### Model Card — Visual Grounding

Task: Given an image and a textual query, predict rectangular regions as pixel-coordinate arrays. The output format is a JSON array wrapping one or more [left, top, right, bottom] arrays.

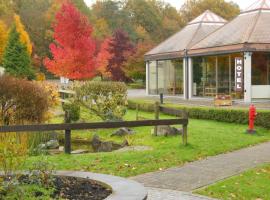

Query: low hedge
[[128, 100, 270, 129]]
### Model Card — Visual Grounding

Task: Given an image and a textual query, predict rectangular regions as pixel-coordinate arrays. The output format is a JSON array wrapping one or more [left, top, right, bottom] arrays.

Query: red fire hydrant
[[247, 104, 257, 134]]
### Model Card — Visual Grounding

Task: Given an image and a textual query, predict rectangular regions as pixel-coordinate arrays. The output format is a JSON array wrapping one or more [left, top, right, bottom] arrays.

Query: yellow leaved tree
[[14, 14, 32, 55], [0, 20, 8, 64]]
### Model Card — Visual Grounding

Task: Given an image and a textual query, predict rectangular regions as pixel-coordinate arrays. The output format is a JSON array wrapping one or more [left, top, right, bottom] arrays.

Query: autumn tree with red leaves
[[44, 2, 96, 80], [96, 37, 113, 79], [107, 29, 134, 82]]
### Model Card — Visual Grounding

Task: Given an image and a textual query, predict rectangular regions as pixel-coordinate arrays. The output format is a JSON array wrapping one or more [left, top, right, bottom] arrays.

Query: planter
[[0, 171, 147, 200], [55, 171, 148, 200]]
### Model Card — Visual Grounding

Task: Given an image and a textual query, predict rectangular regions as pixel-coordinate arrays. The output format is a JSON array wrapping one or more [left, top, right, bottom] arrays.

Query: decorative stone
[[111, 127, 135, 137], [91, 135, 128, 152], [46, 140, 60, 149], [37, 143, 46, 150], [153, 126, 183, 136], [71, 149, 89, 154], [59, 146, 64, 151]]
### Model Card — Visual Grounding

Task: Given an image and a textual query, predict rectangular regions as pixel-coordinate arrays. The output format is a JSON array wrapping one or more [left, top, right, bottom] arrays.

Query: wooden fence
[[0, 118, 188, 154]]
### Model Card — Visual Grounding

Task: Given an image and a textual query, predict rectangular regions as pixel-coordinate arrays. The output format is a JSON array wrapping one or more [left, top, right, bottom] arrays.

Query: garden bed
[[1, 171, 147, 200]]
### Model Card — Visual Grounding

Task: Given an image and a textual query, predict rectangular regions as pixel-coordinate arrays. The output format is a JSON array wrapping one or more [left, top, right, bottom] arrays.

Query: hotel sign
[[235, 57, 243, 92]]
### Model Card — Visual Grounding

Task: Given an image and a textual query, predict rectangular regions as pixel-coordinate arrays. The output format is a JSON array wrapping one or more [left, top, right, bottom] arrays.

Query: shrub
[[62, 102, 80, 123], [0, 134, 28, 176], [36, 81, 60, 121], [74, 81, 127, 121], [0, 76, 49, 125], [128, 100, 270, 129]]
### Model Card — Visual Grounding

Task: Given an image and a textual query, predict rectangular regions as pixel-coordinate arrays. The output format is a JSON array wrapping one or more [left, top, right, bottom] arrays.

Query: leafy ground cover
[[196, 164, 270, 200], [25, 108, 270, 177]]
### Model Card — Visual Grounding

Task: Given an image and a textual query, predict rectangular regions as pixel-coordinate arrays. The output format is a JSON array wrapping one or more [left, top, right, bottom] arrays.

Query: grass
[[196, 164, 270, 200], [25, 107, 270, 177]]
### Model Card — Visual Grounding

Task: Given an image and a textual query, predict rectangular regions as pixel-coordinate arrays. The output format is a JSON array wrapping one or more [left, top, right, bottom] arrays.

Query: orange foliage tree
[[44, 2, 96, 80]]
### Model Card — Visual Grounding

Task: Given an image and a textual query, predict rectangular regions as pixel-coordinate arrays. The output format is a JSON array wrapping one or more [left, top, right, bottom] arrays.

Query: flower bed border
[[55, 171, 147, 200]]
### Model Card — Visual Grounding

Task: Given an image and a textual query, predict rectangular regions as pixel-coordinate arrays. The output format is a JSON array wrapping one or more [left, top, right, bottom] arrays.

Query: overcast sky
[[84, 0, 252, 10]]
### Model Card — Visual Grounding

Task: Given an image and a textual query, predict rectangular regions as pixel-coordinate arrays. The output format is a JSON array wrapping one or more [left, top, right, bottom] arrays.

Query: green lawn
[[196, 164, 270, 200], [27, 109, 270, 177]]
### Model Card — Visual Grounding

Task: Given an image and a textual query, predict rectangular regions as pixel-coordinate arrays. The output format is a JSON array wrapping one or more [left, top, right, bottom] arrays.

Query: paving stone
[[131, 141, 270, 191], [147, 187, 217, 200]]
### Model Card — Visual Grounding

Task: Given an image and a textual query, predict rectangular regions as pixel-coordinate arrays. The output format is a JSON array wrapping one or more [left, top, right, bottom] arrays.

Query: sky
[[84, 0, 252, 10]]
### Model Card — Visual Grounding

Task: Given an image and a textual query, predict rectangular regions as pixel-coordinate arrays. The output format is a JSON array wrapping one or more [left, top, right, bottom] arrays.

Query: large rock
[[91, 135, 128, 152], [153, 126, 183, 136], [111, 127, 135, 137]]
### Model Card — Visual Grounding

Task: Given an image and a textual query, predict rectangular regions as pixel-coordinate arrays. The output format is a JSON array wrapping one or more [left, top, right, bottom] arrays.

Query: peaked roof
[[189, 0, 270, 56], [145, 10, 227, 60], [243, 0, 270, 13], [188, 10, 227, 25]]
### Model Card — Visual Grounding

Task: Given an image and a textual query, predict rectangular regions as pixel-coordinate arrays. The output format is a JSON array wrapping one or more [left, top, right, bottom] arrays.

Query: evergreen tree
[[2, 26, 35, 79]]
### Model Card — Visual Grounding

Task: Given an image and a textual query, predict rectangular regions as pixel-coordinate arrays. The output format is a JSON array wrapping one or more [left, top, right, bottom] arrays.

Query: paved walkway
[[147, 187, 216, 200], [131, 141, 270, 199]]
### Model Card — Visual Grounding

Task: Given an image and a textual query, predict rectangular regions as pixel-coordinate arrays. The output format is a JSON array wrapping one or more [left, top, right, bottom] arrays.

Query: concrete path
[[127, 89, 270, 109], [147, 187, 216, 200], [132, 141, 270, 192]]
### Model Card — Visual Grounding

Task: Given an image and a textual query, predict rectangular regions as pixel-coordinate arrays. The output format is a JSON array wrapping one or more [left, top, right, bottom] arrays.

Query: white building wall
[[244, 52, 252, 103], [183, 58, 188, 99], [145, 62, 149, 95]]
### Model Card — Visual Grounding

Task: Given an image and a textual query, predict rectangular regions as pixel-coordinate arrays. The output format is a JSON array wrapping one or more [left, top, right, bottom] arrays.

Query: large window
[[192, 54, 244, 99], [148, 61, 157, 94], [252, 52, 270, 85], [193, 56, 216, 97], [148, 59, 183, 96]]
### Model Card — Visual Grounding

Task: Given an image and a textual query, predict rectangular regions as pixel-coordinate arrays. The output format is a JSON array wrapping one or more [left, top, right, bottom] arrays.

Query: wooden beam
[[0, 119, 188, 133]]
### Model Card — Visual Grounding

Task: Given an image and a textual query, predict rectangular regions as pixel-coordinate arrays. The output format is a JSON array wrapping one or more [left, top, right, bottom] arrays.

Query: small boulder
[[91, 135, 128, 152], [153, 126, 183, 136], [111, 127, 135, 137], [37, 143, 46, 150], [46, 140, 59, 149], [71, 149, 89, 154]]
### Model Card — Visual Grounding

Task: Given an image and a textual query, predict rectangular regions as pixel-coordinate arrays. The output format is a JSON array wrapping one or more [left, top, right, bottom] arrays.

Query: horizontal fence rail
[[0, 119, 188, 133], [0, 118, 188, 154]]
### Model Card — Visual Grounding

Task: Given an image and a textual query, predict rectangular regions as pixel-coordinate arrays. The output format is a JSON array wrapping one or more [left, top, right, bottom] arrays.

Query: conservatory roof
[[145, 10, 226, 60], [189, 0, 270, 56]]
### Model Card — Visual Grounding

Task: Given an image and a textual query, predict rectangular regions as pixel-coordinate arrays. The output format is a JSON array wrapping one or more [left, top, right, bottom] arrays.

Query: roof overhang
[[144, 50, 185, 61], [145, 43, 270, 60], [188, 43, 270, 57]]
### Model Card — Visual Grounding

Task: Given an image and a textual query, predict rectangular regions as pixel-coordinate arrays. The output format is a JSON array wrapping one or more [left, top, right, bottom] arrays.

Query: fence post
[[160, 93, 164, 104], [136, 104, 139, 121], [182, 111, 188, 146], [64, 111, 71, 154], [154, 101, 160, 136]]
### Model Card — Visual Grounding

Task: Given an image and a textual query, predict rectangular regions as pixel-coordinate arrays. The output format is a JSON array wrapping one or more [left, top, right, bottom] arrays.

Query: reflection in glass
[[252, 52, 270, 85], [148, 61, 157, 94], [192, 54, 244, 99], [148, 59, 183, 96]]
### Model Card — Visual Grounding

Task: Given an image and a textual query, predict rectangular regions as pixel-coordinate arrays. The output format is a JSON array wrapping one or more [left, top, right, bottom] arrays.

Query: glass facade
[[148, 59, 183, 96], [192, 54, 243, 99], [147, 52, 270, 100], [148, 61, 157, 94], [252, 52, 270, 85]]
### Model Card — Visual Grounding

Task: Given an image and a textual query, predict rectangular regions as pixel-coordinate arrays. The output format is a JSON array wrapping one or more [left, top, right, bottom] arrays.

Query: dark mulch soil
[[53, 176, 112, 200], [5, 175, 112, 200]]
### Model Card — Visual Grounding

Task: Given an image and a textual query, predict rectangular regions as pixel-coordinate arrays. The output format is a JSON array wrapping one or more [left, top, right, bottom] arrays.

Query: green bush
[[74, 81, 127, 121], [62, 102, 80, 123], [128, 100, 270, 129]]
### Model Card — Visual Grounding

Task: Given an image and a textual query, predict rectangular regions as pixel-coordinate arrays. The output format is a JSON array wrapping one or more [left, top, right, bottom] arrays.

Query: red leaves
[[96, 37, 113, 78], [44, 2, 96, 80]]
